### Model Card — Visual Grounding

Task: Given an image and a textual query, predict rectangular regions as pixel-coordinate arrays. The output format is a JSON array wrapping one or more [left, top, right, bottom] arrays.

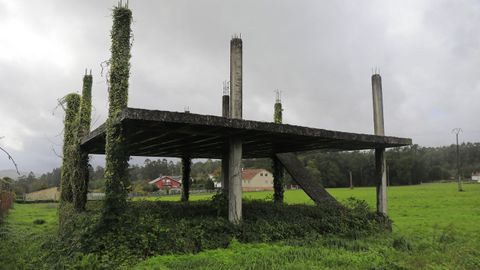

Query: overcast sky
[[1, 0, 480, 174]]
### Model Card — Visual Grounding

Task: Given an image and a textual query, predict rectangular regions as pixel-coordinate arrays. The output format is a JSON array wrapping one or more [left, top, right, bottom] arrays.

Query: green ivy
[[103, 5, 132, 221], [55, 199, 389, 268], [72, 74, 93, 212], [60, 93, 81, 204], [273, 101, 284, 203], [272, 157, 284, 203], [274, 102, 282, 124]]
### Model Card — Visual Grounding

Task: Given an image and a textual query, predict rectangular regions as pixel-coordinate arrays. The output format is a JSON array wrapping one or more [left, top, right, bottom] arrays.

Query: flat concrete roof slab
[[81, 108, 412, 158]]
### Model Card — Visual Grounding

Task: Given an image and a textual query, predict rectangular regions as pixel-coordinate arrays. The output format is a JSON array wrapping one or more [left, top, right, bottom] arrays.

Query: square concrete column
[[228, 137, 242, 222], [372, 73, 387, 215], [228, 36, 243, 223], [221, 94, 230, 195], [375, 149, 387, 214]]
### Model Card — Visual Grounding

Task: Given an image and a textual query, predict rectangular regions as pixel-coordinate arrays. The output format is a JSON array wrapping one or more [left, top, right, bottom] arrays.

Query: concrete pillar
[[222, 94, 230, 118], [229, 137, 242, 222], [372, 74, 385, 136], [230, 37, 242, 119], [272, 156, 284, 203], [228, 36, 243, 223], [372, 73, 387, 215], [273, 93, 284, 203], [181, 156, 191, 202], [221, 94, 230, 194]]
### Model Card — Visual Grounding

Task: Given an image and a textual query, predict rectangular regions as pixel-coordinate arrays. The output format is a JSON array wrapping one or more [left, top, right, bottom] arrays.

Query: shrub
[[58, 199, 390, 268], [33, 219, 46, 225]]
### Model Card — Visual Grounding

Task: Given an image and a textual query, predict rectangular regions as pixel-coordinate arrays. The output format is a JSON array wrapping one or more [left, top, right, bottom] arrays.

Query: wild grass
[[134, 182, 480, 269], [0, 203, 58, 269], [138, 182, 480, 236], [1, 182, 479, 269]]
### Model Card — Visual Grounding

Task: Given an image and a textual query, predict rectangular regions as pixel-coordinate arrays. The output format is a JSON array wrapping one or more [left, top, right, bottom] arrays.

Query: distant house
[[241, 168, 274, 192], [471, 172, 480, 182], [214, 181, 222, 189], [149, 176, 182, 190]]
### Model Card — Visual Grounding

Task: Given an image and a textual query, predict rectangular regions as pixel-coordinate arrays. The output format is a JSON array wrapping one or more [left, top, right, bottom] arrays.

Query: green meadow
[[139, 182, 480, 237], [1, 182, 479, 269]]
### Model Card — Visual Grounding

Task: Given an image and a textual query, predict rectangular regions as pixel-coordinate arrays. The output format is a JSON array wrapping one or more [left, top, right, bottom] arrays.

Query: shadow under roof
[[81, 108, 412, 159]]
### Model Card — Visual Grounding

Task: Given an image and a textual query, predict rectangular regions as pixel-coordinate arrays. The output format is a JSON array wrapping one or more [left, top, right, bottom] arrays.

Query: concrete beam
[[372, 73, 387, 215], [228, 36, 243, 223], [275, 153, 337, 204]]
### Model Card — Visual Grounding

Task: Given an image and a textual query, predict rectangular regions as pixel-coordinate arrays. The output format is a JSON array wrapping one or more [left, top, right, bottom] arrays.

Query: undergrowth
[[50, 198, 388, 268]]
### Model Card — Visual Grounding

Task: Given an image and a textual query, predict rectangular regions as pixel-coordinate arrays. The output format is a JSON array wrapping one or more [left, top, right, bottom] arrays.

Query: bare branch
[[0, 145, 20, 175], [51, 145, 63, 159]]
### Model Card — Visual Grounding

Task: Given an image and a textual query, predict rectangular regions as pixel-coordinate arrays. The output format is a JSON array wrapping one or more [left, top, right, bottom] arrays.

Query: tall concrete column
[[228, 36, 243, 223], [230, 37, 242, 119], [221, 93, 230, 194], [272, 92, 284, 203], [372, 73, 387, 215]]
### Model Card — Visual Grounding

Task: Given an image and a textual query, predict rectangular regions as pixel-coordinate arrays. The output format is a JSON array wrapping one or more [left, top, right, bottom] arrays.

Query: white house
[[241, 168, 274, 192], [471, 172, 480, 182]]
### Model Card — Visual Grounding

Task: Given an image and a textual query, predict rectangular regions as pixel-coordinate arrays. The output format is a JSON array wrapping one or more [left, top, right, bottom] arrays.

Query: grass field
[[1, 182, 479, 269], [139, 182, 480, 237], [0, 203, 58, 269]]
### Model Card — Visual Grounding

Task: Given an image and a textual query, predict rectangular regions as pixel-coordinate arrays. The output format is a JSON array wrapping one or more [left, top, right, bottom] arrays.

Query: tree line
[[8, 142, 480, 195]]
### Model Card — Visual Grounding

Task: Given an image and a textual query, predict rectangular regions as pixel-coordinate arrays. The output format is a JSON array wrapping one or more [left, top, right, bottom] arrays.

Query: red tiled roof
[[241, 169, 270, 180], [149, 176, 181, 184]]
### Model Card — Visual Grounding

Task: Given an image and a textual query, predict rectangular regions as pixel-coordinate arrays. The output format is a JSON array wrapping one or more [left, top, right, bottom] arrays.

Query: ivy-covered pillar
[[72, 71, 93, 211], [272, 92, 284, 203], [181, 157, 191, 202], [103, 4, 132, 220], [60, 93, 81, 204]]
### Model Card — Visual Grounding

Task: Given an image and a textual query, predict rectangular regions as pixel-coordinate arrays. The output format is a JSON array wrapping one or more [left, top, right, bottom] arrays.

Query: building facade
[[241, 168, 274, 192], [149, 176, 182, 190]]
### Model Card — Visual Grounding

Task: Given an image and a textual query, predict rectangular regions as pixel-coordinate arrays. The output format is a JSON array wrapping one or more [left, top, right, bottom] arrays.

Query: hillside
[[0, 169, 27, 180]]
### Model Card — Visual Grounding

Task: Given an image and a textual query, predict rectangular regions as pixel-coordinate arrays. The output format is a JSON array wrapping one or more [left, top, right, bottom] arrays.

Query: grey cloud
[[1, 0, 480, 174]]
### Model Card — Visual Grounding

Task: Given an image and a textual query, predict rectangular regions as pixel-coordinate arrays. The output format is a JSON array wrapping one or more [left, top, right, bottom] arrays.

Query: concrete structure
[[181, 156, 191, 201], [372, 73, 387, 215], [276, 153, 336, 202], [228, 36, 243, 223], [241, 169, 274, 191], [80, 37, 411, 223], [221, 88, 230, 195], [272, 91, 285, 202], [471, 172, 480, 182], [230, 37, 242, 119]]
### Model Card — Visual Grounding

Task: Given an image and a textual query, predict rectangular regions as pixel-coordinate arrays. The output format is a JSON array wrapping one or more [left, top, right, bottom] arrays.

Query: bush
[[33, 219, 46, 225], [58, 198, 389, 268]]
